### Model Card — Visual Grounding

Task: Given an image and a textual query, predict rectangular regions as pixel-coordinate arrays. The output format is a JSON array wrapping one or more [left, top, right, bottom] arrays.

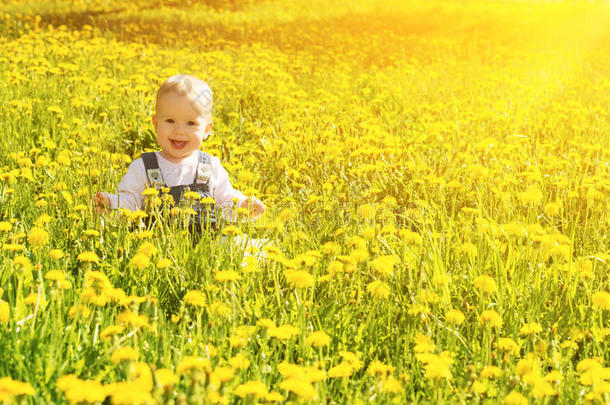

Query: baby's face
[[152, 91, 211, 163]]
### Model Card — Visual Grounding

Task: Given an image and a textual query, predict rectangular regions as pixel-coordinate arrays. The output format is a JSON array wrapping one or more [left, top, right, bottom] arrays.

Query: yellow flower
[[210, 366, 235, 385], [462, 242, 478, 258], [480, 365, 502, 379], [417, 351, 454, 380], [0, 221, 12, 232], [328, 362, 355, 378], [520, 322, 543, 336], [515, 354, 540, 377], [381, 375, 404, 393], [306, 331, 331, 348], [284, 270, 314, 289], [27, 226, 49, 247], [107, 381, 152, 405], [77, 251, 99, 263], [215, 270, 242, 283], [2, 243, 25, 252], [504, 390, 528, 405], [182, 190, 201, 200], [209, 302, 231, 318], [445, 309, 465, 325], [366, 280, 391, 299], [265, 392, 284, 402], [129, 253, 150, 270], [543, 202, 561, 216], [222, 225, 241, 236], [592, 291, 610, 310], [0, 300, 9, 324], [116, 311, 149, 329], [321, 241, 340, 255], [234, 381, 268, 398], [157, 258, 172, 269], [479, 309, 503, 328], [367, 360, 395, 377], [369, 255, 399, 276], [100, 325, 125, 340], [279, 378, 315, 400], [49, 249, 64, 259], [57, 375, 107, 403], [155, 368, 178, 391], [413, 333, 436, 353], [473, 275, 497, 294], [177, 356, 211, 374], [136, 242, 158, 258], [13, 256, 32, 271], [472, 380, 487, 395], [518, 186, 543, 205], [141, 187, 158, 196], [0, 377, 35, 400], [44, 270, 66, 282], [496, 337, 520, 354], [184, 290, 207, 308], [229, 354, 251, 370], [268, 325, 300, 340], [24, 293, 47, 308], [111, 347, 138, 364]]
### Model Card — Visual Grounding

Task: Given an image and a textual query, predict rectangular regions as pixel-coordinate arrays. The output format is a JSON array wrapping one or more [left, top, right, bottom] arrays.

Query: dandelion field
[[0, 0, 609, 403]]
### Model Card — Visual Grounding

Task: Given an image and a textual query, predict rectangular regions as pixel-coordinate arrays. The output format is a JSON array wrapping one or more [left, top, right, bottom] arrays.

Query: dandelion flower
[[279, 378, 315, 400], [268, 325, 300, 340], [77, 251, 99, 263], [520, 322, 543, 336], [229, 354, 250, 370], [473, 275, 497, 294], [445, 309, 465, 325], [183, 290, 207, 308], [366, 280, 391, 299], [136, 242, 158, 258], [592, 291, 610, 310], [111, 347, 138, 364], [479, 309, 503, 328], [49, 249, 64, 259], [177, 356, 211, 374], [155, 369, 178, 391], [284, 270, 314, 289], [234, 381, 268, 398], [129, 253, 150, 270], [306, 331, 331, 348], [0, 300, 9, 324], [0, 377, 35, 400], [215, 270, 242, 283], [27, 227, 49, 247], [504, 390, 528, 405]]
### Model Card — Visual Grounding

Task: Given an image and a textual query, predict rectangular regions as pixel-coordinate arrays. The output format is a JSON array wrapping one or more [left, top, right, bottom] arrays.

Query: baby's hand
[[240, 197, 266, 220], [94, 192, 110, 213]]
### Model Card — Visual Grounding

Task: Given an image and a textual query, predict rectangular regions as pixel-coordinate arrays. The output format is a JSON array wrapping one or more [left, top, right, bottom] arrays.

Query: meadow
[[0, 0, 609, 403]]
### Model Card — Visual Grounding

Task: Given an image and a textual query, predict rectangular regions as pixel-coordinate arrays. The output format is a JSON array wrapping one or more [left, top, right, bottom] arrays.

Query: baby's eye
[[187, 121, 198, 126], [165, 119, 174, 123]]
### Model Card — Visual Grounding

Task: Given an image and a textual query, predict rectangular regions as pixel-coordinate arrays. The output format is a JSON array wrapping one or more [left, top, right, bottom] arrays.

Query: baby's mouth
[[170, 140, 187, 149]]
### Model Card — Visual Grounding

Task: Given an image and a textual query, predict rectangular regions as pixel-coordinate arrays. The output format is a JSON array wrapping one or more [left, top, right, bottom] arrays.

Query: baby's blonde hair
[[155, 74, 213, 118]]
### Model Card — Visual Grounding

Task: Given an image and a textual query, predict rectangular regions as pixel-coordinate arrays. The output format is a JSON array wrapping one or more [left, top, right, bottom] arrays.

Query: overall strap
[[141, 152, 166, 188], [194, 151, 212, 185]]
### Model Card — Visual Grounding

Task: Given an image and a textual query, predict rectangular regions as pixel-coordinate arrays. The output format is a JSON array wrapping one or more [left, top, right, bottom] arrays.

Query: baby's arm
[[97, 159, 147, 212]]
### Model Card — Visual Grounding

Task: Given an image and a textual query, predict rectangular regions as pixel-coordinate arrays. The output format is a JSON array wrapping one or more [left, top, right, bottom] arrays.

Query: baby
[[96, 74, 265, 224]]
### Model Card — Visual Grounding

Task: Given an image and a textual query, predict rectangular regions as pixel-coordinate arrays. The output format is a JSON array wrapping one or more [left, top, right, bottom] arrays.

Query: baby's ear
[[203, 121, 213, 139], [151, 114, 157, 127]]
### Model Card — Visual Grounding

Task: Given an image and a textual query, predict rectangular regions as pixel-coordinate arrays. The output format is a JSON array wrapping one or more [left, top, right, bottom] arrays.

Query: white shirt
[[102, 151, 246, 212]]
